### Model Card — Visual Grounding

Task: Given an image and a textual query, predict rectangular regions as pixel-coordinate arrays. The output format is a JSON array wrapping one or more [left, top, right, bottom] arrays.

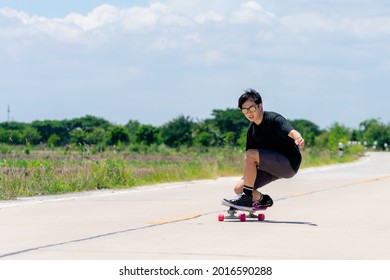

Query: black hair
[[238, 88, 262, 109]]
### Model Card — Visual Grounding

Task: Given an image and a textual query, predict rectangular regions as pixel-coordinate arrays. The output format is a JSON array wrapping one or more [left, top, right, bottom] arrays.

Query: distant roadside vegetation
[[0, 110, 388, 200]]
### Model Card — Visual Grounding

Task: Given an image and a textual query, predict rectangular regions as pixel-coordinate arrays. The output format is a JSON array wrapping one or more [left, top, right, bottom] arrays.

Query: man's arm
[[288, 129, 305, 149]]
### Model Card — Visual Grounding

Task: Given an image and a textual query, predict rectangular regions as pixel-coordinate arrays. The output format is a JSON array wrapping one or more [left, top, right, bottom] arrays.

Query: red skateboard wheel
[[239, 213, 246, 222], [218, 214, 224, 222], [258, 214, 265, 221]]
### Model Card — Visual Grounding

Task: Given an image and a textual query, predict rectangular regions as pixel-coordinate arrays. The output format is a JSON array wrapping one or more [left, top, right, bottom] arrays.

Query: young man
[[222, 88, 305, 210]]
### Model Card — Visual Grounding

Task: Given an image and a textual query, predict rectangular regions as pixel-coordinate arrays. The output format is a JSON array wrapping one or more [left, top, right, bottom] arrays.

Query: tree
[[327, 122, 351, 149], [0, 128, 7, 143], [22, 127, 42, 145], [66, 115, 111, 132], [359, 119, 381, 132], [85, 127, 108, 145], [31, 120, 69, 144], [109, 126, 130, 145], [47, 134, 61, 147], [192, 120, 218, 147], [125, 120, 141, 144], [289, 119, 321, 147], [69, 128, 87, 144], [362, 122, 390, 150], [1, 129, 22, 144], [136, 125, 158, 145], [209, 108, 249, 146], [159, 116, 195, 147], [0, 121, 27, 131], [47, 134, 61, 148]]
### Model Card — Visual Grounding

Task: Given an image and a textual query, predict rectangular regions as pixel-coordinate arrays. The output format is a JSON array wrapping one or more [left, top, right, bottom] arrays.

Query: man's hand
[[294, 136, 305, 149]]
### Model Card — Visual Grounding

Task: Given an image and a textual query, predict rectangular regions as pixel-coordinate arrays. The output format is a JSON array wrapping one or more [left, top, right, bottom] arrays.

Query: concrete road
[[1, 152, 390, 260]]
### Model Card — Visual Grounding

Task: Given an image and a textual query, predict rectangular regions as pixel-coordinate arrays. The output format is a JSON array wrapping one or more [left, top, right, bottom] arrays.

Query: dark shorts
[[253, 149, 296, 190]]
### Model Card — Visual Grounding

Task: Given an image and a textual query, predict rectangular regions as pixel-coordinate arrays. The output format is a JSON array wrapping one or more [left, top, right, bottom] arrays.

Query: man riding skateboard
[[223, 88, 305, 211]]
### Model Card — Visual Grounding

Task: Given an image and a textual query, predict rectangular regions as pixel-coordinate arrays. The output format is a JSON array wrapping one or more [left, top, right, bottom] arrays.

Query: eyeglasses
[[241, 105, 258, 114]]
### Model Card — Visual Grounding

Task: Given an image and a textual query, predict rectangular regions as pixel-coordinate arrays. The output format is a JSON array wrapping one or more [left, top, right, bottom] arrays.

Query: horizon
[[1, 106, 386, 131]]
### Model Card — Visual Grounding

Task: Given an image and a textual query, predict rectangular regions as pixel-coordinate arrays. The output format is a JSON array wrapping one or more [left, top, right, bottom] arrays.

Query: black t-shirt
[[246, 111, 302, 172]]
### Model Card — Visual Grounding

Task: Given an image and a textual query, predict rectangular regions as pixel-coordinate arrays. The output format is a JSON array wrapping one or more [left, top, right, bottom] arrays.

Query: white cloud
[[340, 16, 390, 38], [202, 50, 224, 64], [231, 1, 276, 25], [2, 1, 390, 47], [281, 13, 336, 34], [63, 4, 119, 31], [183, 33, 203, 44], [119, 3, 169, 32], [151, 36, 177, 50], [0, 7, 46, 24], [280, 12, 390, 40], [194, 11, 223, 24], [0, 3, 191, 44]]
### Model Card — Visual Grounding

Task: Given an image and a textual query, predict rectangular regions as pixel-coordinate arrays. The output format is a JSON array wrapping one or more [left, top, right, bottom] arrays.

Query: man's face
[[241, 99, 263, 123]]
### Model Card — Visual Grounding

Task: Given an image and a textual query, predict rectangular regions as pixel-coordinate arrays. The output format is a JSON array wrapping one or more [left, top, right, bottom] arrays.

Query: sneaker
[[253, 194, 273, 209], [222, 194, 253, 211], [252, 200, 266, 210]]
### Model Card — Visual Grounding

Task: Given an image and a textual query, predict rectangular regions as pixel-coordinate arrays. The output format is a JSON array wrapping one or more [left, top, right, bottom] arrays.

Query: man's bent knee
[[245, 149, 260, 164]]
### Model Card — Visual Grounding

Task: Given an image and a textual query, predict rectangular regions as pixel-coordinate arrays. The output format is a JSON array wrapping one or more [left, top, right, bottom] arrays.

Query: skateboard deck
[[219, 202, 267, 222]]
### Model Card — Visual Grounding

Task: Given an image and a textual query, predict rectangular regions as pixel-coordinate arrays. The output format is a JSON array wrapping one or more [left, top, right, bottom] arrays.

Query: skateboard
[[218, 205, 267, 222]]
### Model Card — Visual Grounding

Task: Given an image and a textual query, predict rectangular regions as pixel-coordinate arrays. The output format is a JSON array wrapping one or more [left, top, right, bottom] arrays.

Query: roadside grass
[[300, 145, 364, 168], [0, 145, 365, 200]]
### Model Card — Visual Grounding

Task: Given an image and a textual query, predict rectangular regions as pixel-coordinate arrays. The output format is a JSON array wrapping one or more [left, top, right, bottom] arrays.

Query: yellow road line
[[288, 174, 390, 198], [358, 174, 390, 183], [289, 193, 308, 197], [148, 213, 201, 225]]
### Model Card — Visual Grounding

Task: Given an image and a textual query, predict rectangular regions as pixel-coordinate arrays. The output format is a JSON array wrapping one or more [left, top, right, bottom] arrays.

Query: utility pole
[[7, 105, 10, 122]]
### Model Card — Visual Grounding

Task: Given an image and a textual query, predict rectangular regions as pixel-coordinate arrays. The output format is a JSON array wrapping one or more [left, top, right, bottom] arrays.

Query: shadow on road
[[225, 219, 318, 226], [263, 220, 318, 226]]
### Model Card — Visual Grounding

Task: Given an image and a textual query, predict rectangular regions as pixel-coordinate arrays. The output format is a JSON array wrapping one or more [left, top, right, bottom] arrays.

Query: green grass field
[[0, 145, 364, 200]]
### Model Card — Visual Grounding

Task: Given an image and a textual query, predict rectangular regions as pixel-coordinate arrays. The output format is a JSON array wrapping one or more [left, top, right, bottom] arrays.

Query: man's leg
[[221, 153, 257, 210], [234, 178, 244, 195], [243, 149, 261, 200], [252, 149, 296, 207], [252, 171, 278, 208], [223, 149, 292, 209]]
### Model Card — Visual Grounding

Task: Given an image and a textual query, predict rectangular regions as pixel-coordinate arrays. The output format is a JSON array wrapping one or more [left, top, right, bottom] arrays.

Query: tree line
[[0, 109, 389, 151]]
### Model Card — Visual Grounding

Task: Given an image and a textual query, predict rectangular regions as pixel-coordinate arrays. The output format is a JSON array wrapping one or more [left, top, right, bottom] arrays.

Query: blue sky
[[1, 0, 389, 129]]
